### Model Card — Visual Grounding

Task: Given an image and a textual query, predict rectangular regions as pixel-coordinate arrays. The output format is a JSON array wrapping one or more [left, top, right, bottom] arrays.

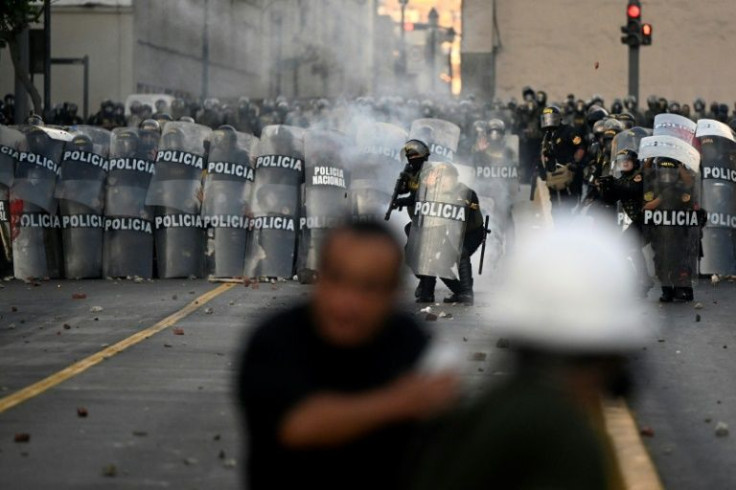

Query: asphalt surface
[[0, 192, 734, 489]]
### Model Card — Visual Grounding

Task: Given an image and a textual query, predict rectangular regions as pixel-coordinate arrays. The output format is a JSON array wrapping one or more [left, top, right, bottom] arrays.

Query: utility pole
[[201, 0, 210, 100], [620, 1, 653, 101], [43, 0, 51, 116]]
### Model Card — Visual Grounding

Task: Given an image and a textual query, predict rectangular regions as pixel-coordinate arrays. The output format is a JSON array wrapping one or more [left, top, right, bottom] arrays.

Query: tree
[[0, 0, 44, 116]]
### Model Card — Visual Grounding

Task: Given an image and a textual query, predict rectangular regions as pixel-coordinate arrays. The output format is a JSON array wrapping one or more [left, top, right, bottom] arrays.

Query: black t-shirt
[[238, 303, 429, 490]]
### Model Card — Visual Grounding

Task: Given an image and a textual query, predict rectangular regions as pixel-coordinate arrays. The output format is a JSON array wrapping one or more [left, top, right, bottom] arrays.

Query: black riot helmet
[[590, 94, 605, 108], [162, 127, 184, 149], [614, 149, 639, 171], [657, 97, 668, 112], [540, 105, 562, 130], [522, 86, 535, 101], [139, 118, 161, 149], [26, 114, 44, 126], [693, 97, 706, 113], [624, 95, 638, 111], [26, 126, 48, 150], [487, 119, 506, 142], [668, 101, 682, 115], [575, 99, 586, 113], [155, 99, 167, 112], [592, 119, 608, 141], [213, 124, 237, 147], [614, 112, 636, 130], [647, 95, 658, 111], [653, 157, 682, 184], [71, 133, 94, 152], [717, 103, 730, 122], [403, 139, 430, 171], [586, 105, 609, 127], [473, 120, 488, 135], [681, 104, 691, 119], [116, 129, 139, 155], [154, 113, 173, 123], [536, 91, 548, 107], [179, 116, 195, 123], [611, 99, 623, 114]]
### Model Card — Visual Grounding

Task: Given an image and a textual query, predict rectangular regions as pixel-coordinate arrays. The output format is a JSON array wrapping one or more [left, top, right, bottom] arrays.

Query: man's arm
[[279, 372, 458, 449]]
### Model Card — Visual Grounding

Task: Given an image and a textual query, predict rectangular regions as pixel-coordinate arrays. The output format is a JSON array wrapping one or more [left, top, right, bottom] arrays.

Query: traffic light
[[641, 23, 653, 45], [621, 0, 642, 47]]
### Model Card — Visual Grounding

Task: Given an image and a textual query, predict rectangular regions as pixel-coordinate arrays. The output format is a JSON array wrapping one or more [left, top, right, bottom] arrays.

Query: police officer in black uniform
[[539, 106, 586, 219], [597, 149, 653, 295]]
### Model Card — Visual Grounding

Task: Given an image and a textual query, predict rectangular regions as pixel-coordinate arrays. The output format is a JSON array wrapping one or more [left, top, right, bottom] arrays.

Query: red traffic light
[[403, 22, 414, 32], [642, 23, 652, 36], [627, 4, 641, 19]]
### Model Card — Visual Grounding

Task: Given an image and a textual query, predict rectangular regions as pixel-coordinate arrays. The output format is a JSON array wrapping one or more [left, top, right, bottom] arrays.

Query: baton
[[478, 215, 492, 275]]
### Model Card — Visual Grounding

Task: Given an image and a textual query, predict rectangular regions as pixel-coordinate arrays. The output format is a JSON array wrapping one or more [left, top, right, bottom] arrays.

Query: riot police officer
[[643, 157, 700, 302], [597, 149, 653, 295], [405, 161, 484, 305], [391, 139, 431, 221], [539, 106, 586, 219]]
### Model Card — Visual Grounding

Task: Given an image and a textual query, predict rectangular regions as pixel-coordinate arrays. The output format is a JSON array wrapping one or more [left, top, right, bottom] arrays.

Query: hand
[[643, 198, 660, 211]]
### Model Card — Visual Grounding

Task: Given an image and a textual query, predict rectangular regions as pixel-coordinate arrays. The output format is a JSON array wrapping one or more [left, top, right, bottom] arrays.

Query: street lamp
[[399, 0, 409, 75]]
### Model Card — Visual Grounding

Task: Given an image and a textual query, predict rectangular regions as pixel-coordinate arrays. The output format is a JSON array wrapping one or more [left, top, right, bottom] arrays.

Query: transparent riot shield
[[202, 128, 257, 278], [406, 162, 469, 280], [243, 125, 304, 279], [103, 126, 158, 278], [297, 129, 350, 277], [641, 135, 701, 289], [696, 119, 736, 275]]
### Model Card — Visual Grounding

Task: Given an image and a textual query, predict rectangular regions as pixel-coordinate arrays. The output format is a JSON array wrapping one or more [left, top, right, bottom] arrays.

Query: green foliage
[[0, 0, 42, 42]]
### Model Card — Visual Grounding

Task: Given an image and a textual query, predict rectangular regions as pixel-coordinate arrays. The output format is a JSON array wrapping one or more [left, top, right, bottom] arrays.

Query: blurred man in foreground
[[413, 223, 653, 490], [238, 220, 459, 490]]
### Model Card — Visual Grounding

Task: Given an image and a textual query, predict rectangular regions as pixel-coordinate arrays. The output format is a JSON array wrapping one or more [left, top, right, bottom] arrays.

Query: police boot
[[659, 286, 674, 303], [443, 258, 474, 305], [673, 286, 694, 302], [416, 276, 436, 303]]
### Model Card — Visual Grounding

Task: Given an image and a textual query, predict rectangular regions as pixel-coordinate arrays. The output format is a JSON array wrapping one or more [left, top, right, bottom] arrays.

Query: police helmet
[[540, 106, 562, 130], [614, 149, 639, 170], [586, 105, 609, 126], [27, 114, 44, 126], [71, 134, 93, 152], [403, 139, 430, 161], [487, 119, 506, 141]]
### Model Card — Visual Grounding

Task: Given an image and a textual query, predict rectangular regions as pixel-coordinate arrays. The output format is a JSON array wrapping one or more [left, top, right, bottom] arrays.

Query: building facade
[[462, 0, 736, 106], [1, 0, 388, 117]]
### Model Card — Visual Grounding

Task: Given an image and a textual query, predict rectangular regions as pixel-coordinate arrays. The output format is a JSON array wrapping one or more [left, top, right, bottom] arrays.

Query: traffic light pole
[[628, 45, 639, 101]]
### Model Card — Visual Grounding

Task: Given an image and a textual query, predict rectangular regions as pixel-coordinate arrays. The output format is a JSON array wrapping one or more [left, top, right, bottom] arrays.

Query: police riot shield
[[471, 135, 519, 270], [202, 128, 257, 278], [0, 125, 24, 188], [147, 122, 211, 279], [409, 118, 461, 164], [11, 126, 71, 214], [146, 122, 211, 213], [56, 126, 111, 278], [297, 129, 350, 276], [696, 119, 736, 275], [103, 127, 158, 279], [243, 125, 304, 279], [640, 135, 701, 289], [0, 125, 24, 275], [406, 162, 468, 280], [653, 114, 697, 145], [610, 127, 652, 177], [350, 122, 407, 220], [610, 127, 652, 228], [10, 126, 71, 280], [55, 126, 111, 211]]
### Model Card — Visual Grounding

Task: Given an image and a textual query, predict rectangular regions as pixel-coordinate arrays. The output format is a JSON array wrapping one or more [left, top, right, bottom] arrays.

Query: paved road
[[0, 190, 734, 489]]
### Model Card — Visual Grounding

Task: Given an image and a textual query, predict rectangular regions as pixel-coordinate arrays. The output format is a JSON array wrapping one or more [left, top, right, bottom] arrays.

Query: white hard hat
[[488, 223, 654, 354]]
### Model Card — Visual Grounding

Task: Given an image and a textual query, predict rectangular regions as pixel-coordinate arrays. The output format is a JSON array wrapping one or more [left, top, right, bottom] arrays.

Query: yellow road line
[[0, 283, 235, 414], [604, 399, 665, 490]]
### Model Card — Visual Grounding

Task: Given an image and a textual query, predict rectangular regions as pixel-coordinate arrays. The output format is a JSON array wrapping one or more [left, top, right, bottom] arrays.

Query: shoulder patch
[[572, 136, 582, 145], [633, 174, 642, 182], [644, 191, 654, 202], [556, 138, 562, 144], [682, 193, 691, 203]]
